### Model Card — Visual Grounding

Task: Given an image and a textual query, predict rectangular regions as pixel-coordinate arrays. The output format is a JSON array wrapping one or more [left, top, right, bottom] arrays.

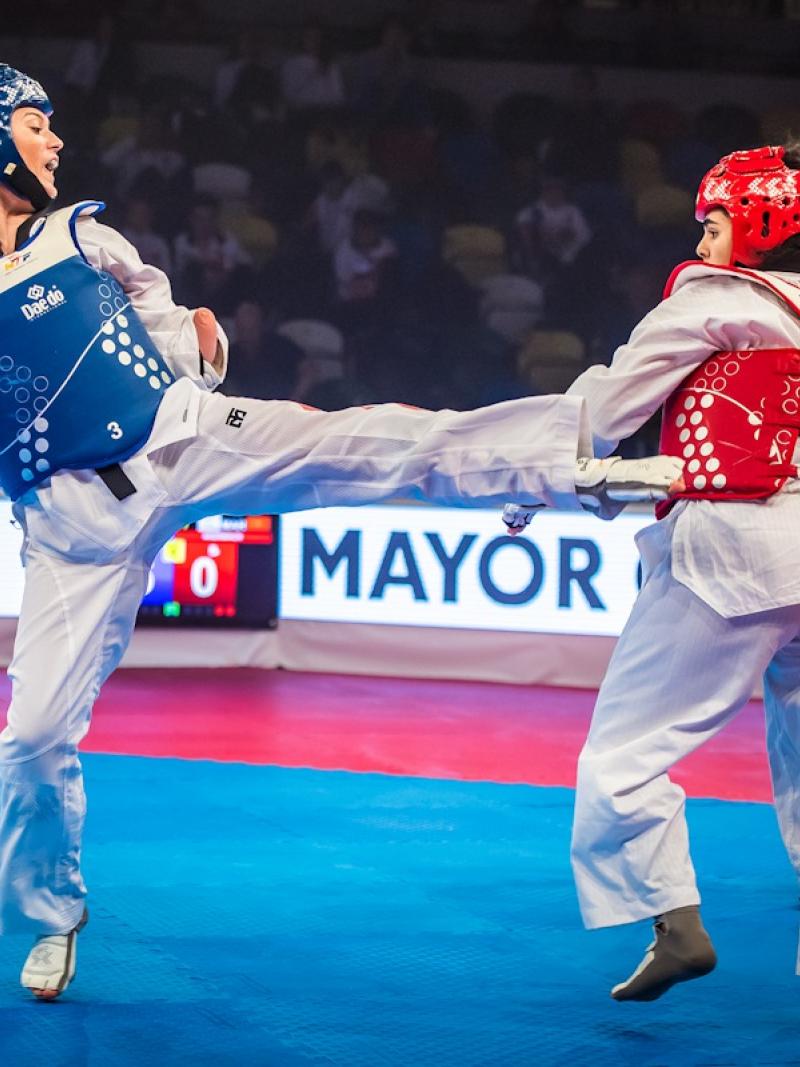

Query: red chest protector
[[657, 261, 800, 517]]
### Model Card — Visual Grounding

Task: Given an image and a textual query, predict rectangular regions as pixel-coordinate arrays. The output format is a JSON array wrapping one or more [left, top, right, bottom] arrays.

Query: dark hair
[[758, 235, 800, 272], [757, 139, 800, 272]]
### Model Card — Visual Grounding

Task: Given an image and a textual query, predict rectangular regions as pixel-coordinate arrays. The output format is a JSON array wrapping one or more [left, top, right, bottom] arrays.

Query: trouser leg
[[571, 549, 800, 930], [763, 638, 800, 877], [761, 641, 800, 977], [0, 545, 151, 935], [148, 392, 589, 514]]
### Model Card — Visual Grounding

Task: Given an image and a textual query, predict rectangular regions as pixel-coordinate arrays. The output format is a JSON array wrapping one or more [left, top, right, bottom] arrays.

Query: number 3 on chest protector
[[107, 421, 123, 440]]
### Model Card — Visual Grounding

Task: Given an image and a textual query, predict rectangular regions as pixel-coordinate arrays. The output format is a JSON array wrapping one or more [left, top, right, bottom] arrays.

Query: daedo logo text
[[20, 283, 66, 320]]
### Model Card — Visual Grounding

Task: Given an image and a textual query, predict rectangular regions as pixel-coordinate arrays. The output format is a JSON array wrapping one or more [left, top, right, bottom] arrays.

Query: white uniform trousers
[[571, 521, 800, 931], [0, 391, 585, 935]]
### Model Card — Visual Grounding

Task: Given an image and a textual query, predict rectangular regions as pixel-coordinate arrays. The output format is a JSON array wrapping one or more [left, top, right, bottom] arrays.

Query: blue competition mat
[[0, 754, 797, 1067]]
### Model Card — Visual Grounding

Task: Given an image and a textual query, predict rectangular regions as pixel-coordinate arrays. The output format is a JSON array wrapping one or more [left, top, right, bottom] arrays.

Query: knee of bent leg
[[0, 706, 65, 764], [575, 742, 670, 847]]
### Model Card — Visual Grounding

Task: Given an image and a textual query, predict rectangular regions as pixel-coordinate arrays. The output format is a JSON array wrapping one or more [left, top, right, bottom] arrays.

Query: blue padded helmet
[[0, 64, 54, 211]]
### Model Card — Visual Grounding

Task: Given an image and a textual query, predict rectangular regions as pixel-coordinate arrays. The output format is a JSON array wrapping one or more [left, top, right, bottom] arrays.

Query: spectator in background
[[220, 62, 285, 169], [547, 66, 619, 182], [351, 15, 424, 122], [334, 208, 397, 304], [101, 107, 187, 202], [227, 63, 283, 130], [174, 196, 253, 314], [288, 325, 363, 410], [494, 151, 540, 231], [121, 197, 173, 275], [174, 195, 250, 278], [305, 160, 351, 254], [222, 301, 301, 400], [280, 23, 346, 112], [64, 14, 133, 117], [216, 31, 285, 165], [515, 175, 592, 276], [222, 186, 280, 269], [60, 13, 135, 153], [95, 90, 141, 153], [214, 30, 281, 113], [344, 173, 394, 217], [305, 165, 395, 256], [215, 31, 255, 113]]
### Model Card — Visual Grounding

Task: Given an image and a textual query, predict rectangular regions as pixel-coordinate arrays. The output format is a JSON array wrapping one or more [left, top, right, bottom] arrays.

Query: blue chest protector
[[0, 201, 175, 500]]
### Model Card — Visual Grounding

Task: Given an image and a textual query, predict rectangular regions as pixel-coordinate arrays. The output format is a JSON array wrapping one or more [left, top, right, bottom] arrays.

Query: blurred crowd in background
[[9, 0, 800, 453]]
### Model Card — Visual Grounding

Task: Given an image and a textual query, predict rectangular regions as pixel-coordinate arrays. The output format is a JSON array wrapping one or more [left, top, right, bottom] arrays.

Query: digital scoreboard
[[137, 514, 279, 628]]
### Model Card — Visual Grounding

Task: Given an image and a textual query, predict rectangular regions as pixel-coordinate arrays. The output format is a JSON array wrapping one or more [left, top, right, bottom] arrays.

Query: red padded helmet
[[695, 145, 800, 266]]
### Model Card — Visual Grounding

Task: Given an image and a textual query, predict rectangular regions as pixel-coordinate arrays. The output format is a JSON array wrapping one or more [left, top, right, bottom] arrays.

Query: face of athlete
[[9, 106, 63, 202], [696, 208, 733, 266]]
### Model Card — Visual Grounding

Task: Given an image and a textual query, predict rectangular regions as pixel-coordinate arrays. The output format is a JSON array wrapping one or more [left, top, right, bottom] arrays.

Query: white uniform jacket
[[568, 266, 800, 618]]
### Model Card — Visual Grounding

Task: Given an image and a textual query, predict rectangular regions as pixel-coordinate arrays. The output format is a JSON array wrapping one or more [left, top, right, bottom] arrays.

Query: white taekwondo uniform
[[0, 203, 590, 936], [568, 263, 800, 944]]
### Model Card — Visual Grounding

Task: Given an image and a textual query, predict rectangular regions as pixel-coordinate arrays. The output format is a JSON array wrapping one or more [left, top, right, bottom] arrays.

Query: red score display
[[172, 539, 238, 614], [137, 514, 278, 628]]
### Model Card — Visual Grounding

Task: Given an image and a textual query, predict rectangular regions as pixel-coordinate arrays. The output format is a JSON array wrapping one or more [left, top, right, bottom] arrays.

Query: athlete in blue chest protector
[[0, 64, 683, 1000]]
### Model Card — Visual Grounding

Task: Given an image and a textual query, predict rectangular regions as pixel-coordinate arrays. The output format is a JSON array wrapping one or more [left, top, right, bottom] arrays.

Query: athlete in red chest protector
[[567, 144, 800, 1001]]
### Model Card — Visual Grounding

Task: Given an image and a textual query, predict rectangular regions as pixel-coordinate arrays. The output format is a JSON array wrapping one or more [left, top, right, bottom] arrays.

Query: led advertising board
[[279, 505, 650, 637]]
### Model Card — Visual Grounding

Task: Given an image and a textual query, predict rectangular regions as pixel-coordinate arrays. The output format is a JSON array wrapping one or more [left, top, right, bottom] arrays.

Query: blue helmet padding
[[0, 64, 53, 201]]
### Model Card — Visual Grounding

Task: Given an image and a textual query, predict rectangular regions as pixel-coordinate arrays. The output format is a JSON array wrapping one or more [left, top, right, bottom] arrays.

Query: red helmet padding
[[696, 145, 800, 266]]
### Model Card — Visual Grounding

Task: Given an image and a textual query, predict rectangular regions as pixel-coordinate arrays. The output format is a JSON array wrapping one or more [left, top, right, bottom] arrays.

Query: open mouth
[[44, 159, 58, 174]]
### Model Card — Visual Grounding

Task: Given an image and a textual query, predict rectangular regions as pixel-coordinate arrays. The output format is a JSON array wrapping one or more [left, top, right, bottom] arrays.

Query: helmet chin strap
[[2, 160, 53, 213]]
